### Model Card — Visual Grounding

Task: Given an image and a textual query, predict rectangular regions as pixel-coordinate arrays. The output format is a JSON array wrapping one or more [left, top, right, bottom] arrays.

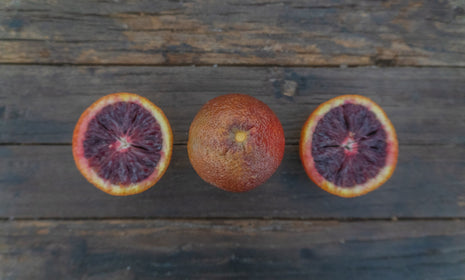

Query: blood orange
[[300, 95, 398, 197], [72, 93, 173, 196], [188, 94, 285, 192]]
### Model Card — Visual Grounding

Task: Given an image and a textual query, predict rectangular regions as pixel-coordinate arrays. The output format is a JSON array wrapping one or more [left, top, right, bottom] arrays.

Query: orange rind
[[188, 94, 285, 192]]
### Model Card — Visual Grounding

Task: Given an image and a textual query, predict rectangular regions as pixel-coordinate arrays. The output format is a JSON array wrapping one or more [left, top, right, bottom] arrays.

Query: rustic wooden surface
[[1, 66, 465, 145], [1, 0, 465, 279], [1, 0, 465, 66], [1, 145, 465, 219], [2, 220, 465, 279]]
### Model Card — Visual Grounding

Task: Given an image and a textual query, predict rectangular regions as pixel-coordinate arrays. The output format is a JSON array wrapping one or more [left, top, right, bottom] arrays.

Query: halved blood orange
[[72, 93, 173, 196], [300, 95, 398, 197]]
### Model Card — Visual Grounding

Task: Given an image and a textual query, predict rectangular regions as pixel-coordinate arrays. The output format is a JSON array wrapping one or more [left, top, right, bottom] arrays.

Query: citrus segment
[[300, 95, 398, 197], [73, 93, 173, 196]]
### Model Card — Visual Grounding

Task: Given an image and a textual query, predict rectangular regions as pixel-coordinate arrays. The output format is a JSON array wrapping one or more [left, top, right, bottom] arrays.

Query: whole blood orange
[[300, 95, 398, 197], [72, 93, 173, 196], [188, 94, 285, 192]]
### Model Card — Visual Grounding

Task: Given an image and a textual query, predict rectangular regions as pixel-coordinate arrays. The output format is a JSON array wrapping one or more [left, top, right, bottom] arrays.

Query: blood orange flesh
[[73, 93, 173, 196], [300, 95, 398, 197]]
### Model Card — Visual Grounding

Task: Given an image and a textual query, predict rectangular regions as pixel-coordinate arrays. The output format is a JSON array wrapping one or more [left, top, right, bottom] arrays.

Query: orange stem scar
[[235, 131, 247, 143]]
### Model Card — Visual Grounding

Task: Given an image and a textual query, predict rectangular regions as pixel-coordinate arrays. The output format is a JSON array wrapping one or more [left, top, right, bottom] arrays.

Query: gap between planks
[[2, 63, 465, 68], [0, 143, 462, 148], [1, 217, 465, 222]]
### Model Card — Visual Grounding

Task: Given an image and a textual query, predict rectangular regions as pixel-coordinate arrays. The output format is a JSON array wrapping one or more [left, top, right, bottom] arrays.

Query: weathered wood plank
[[2, 219, 465, 279], [1, 144, 464, 219], [1, 66, 464, 145], [1, 0, 465, 66]]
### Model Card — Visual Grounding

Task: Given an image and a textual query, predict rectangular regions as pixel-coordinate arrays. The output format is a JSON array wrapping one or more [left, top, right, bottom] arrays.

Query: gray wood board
[[2, 219, 465, 279], [1, 66, 464, 145], [1, 144, 464, 219], [1, 0, 465, 66]]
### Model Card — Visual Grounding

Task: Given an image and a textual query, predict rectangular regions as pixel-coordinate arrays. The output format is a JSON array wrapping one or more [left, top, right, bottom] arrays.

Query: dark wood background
[[1, 1, 465, 279]]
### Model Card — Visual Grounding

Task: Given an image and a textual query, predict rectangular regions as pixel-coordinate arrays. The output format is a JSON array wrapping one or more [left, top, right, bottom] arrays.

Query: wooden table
[[1, 1, 465, 279]]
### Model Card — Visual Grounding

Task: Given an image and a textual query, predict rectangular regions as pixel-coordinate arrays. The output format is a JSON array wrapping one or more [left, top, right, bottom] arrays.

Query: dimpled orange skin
[[72, 93, 173, 196], [300, 95, 398, 198], [188, 94, 285, 192]]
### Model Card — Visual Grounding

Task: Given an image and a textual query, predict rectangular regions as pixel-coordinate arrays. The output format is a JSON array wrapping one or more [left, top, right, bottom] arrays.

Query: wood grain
[[1, 66, 465, 145], [1, 144, 464, 219], [2, 219, 465, 279], [1, 0, 465, 66]]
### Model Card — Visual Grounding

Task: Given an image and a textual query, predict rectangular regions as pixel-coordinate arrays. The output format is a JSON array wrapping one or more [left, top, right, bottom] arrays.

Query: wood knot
[[283, 80, 298, 97]]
